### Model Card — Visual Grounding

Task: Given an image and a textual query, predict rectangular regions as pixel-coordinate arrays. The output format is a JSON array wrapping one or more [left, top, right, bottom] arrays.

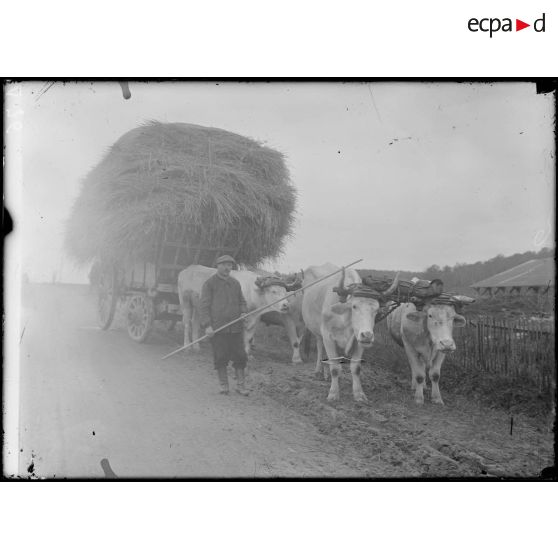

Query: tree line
[[359, 246, 554, 292]]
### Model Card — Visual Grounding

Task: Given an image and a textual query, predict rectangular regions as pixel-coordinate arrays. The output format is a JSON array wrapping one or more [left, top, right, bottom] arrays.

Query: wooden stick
[[161, 258, 364, 360]]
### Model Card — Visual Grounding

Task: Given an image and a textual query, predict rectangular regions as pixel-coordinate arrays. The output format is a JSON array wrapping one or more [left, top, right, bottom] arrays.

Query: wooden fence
[[374, 315, 555, 399], [451, 317, 554, 392]]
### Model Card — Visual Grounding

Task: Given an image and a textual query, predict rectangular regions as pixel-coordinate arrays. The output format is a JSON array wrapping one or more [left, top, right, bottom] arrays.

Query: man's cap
[[215, 254, 236, 265]]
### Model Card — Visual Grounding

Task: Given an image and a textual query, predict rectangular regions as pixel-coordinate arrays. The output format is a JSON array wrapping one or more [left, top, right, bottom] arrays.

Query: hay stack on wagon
[[65, 121, 296, 268]]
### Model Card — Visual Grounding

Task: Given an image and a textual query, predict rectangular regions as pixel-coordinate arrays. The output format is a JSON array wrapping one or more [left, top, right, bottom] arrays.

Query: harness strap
[[375, 301, 402, 322], [321, 357, 365, 365]]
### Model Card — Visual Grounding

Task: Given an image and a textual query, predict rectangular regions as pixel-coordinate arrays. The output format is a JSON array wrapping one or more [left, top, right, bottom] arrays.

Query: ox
[[178, 264, 295, 357], [259, 272, 306, 364], [302, 263, 399, 402], [387, 302, 466, 405]]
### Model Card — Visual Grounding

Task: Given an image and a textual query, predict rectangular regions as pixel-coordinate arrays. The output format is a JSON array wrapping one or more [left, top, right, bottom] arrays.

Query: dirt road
[[15, 284, 554, 478], [17, 284, 360, 478]]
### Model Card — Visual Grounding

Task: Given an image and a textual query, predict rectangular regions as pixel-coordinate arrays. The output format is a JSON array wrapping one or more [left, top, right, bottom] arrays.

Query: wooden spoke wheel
[[97, 265, 118, 330], [126, 294, 154, 343]]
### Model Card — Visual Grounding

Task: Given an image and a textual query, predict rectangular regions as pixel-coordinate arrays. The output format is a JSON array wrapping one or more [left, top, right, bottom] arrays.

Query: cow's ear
[[406, 311, 425, 322], [330, 302, 350, 315], [453, 314, 466, 327]]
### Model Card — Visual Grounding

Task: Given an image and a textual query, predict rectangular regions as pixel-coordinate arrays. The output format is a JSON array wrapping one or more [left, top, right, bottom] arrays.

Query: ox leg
[[350, 346, 367, 402], [313, 335, 325, 379], [322, 336, 341, 401], [283, 316, 303, 365], [181, 300, 193, 350], [191, 307, 201, 351], [320, 339, 330, 381], [404, 344, 426, 405], [297, 326, 308, 361], [244, 317, 258, 360], [429, 351, 446, 405]]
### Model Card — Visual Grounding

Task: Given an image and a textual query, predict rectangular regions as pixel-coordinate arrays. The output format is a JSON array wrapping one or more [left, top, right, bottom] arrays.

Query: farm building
[[470, 258, 554, 297]]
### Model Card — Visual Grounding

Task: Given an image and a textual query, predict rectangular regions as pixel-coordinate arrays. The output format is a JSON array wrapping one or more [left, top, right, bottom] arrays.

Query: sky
[[7, 81, 555, 283]]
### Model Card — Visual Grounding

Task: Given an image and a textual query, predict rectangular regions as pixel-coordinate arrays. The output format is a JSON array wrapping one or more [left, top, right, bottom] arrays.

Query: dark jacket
[[200, 273, 248, 333]]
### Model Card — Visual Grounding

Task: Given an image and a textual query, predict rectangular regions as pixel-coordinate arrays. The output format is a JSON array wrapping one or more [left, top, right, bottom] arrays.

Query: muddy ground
[[14, 284, 554, 478], [249, 325, 554, 477]]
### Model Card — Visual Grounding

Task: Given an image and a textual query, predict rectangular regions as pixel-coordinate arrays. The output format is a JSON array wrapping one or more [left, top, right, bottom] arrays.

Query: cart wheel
[[97, 265, 118, 330], [126, 294, 154, 343]]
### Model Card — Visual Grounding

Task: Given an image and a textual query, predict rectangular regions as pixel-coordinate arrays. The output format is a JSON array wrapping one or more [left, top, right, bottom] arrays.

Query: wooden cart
[[95, 222, 244, 343]]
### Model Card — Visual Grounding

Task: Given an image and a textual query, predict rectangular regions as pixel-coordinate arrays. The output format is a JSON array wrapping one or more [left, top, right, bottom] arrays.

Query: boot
[[217, 366, 229, 394], [235, 368, 249, 396]]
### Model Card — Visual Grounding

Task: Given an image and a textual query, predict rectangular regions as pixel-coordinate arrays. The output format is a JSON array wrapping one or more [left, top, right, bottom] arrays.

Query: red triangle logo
[[516, 19, 530, 31]]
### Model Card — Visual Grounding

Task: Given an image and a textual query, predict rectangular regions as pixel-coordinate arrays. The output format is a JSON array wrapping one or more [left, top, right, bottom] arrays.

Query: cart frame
[[95, 221, 245, 342]]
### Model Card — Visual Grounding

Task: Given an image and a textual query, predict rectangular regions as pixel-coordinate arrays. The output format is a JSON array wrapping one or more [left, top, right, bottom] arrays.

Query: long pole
[[161, 258, 363, 360]]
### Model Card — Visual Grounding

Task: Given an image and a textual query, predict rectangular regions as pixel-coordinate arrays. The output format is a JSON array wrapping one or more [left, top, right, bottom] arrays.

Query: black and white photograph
[[3, 80, 556, 479]]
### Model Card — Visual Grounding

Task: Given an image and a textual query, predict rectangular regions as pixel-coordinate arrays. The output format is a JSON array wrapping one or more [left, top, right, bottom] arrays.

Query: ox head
[[406, 303, 466, 353], [331, 269, 400, 347], [283, 270, 304, 292], [254, 276, 290, 313]]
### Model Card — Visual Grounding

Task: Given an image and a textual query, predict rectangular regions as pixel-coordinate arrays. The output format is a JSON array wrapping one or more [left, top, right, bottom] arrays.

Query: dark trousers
[[211, 331, 247, 370]]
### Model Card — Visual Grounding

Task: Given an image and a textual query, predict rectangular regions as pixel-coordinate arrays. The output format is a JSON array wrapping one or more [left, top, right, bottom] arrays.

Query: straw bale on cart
[[65, 121, 296, 267]]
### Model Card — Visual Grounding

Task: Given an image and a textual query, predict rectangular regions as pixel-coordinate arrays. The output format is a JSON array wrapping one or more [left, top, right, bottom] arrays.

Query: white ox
[[259, 273, 306, 364], [302, 263, 399, 402], [177, 265, 292, 357], [387, 302, 466, 405]]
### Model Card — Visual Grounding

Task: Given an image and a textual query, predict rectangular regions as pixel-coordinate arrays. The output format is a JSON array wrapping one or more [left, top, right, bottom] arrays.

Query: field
[[251, 323, 554, 477], [15, 283, 555, 478]]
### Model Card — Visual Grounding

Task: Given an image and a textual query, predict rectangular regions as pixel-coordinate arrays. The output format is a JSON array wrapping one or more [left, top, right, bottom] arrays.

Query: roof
[[471, 258, 555, 289]]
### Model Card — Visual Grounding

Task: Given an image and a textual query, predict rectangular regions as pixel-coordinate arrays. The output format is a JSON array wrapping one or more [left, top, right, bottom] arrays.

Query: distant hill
[[358, 246, 554, 293]]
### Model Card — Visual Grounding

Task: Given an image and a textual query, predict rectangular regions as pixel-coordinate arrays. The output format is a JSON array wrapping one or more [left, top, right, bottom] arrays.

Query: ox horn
[[334, 267, 350, 301], [381, 271, 400, 297], [286, 277, 302, 291], [338, 266, 346, 290]]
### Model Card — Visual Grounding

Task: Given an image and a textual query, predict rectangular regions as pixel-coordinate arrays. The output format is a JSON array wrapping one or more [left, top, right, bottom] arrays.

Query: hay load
[[65, 121, 296, 267]]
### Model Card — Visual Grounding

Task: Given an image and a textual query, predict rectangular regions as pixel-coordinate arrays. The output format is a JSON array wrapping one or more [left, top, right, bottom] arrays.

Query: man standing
[[200, 255, 249, 395]]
